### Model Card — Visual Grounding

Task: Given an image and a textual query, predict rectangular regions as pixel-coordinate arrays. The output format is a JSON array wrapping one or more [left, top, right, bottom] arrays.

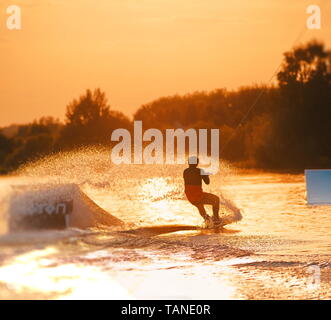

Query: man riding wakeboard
[[183, 156, 223, 227]]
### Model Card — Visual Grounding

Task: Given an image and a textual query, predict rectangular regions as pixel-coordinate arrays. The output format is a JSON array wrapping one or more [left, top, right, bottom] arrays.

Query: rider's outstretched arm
[[201, 169, 210, 185]]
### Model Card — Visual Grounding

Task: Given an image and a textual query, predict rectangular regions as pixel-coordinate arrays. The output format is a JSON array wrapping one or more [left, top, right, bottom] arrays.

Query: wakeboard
[[118, 223, 238, 237]]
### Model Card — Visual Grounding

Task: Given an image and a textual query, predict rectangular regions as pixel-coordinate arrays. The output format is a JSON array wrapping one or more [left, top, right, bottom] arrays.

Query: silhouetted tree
[[278, 40, 331, 89], [133, 41, 331, 169], [0, 133, 14, 172], [1, 40, 331, 174], [58, 89, 131, 148], [270, 40, 331, 168]]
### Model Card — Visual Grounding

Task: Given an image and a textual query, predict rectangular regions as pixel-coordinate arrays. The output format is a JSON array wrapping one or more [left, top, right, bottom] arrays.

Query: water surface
[[0, 150, 330, 299]]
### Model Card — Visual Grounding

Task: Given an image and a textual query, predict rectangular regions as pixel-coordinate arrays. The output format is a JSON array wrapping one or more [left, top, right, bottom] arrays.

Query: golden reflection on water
[[0, 248, 132, 299], [0, 246, 243, 299], [139, 177, 174, 202], [136, 177, 201, 225], [1, 170, 331, 299]]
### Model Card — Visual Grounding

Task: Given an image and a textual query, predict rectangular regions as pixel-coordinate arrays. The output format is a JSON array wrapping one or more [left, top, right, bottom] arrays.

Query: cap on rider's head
[[188, 156, 199, 166]]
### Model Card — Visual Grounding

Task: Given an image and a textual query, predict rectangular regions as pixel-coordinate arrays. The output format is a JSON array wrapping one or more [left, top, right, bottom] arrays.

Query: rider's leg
[[194, 203, 209, 220], [201, 192, 220, 220]]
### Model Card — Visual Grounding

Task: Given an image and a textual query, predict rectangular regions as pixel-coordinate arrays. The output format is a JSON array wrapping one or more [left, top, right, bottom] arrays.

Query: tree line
[[0, 40, 330, 173]]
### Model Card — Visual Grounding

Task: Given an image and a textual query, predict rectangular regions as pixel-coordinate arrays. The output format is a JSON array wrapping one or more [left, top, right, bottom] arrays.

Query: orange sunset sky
[[0, 0, 330, 126]]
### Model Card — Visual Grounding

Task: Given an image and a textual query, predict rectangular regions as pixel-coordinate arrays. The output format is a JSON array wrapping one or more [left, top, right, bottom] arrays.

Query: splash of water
[[6, 147, 242, 228]]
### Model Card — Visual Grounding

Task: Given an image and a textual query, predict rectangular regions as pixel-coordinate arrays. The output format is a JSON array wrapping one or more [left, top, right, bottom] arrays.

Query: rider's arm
[[200, 169, 210, 185]]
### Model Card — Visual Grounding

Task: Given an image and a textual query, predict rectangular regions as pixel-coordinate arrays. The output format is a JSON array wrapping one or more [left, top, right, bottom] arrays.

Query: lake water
[[0, 149, 330, 299]]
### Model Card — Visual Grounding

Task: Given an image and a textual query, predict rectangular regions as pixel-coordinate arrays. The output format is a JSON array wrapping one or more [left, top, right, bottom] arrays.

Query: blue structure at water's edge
[[305, 169, 331, 205]]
